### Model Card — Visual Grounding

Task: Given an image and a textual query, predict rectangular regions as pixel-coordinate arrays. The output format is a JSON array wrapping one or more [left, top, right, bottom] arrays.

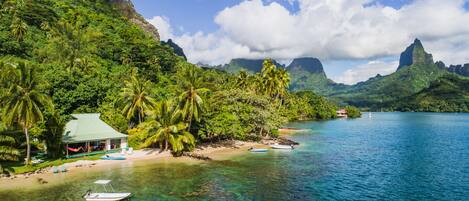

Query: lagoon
[[1, 112, 469, 200]]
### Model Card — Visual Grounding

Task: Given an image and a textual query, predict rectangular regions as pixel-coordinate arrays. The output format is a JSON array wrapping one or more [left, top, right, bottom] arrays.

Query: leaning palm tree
[[178, 64, 209, 130], [142, 101, 195, 155], [1, 62, 53, 165], [118, 68, 156, 127]]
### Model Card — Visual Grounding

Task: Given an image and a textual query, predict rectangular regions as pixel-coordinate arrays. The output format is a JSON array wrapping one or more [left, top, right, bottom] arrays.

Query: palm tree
[[1, 62, 53, 165], [141, 101, 195, 155], [0, 123, 20, 171], [276, 68, 290, 100], [260, 59, 279, 97], [236, 70, 249, 88], [178, 64, 209, 130], [119, 68, 156, 127], [10, 17, 28, 41]]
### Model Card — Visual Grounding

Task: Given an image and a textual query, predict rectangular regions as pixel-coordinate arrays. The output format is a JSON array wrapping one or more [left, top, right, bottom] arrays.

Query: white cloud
[[146, 16, 174, 41], [333, 60, 398, 85], [146, 0, 469, 74]]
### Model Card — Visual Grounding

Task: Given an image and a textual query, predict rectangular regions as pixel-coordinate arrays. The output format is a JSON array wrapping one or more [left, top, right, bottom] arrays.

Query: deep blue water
[[2, 112, 469, 200]]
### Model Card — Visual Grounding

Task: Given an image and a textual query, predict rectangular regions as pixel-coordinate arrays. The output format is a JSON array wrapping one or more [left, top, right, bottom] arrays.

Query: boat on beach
[[100, 155, 126, 160], [83, 180, 131, 201], [249, 148, 268, 152], [270, 144, 294, 149]]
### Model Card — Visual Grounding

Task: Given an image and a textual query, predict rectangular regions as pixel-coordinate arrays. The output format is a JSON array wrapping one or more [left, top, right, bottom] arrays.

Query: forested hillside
[[0, 0, 343, 167], [394, 75, 469, 112], [329, 39, 456, 110]]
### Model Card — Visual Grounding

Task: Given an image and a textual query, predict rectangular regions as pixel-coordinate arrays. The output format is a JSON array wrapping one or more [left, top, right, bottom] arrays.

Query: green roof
[[62, 113, 127, 143]]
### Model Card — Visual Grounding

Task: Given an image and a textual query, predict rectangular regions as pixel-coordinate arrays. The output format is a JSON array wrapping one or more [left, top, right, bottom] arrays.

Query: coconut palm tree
[[10, 17, 28, 41], [260, 59, 279, 97], [276, 68, 290, 100], [142, 101, 195, 155], [0, 122, 20, 162], [178, 64, 209, 130], [1, 62, 53, 165], [119, 68, 156, 127], [0, 122, 20, 171]]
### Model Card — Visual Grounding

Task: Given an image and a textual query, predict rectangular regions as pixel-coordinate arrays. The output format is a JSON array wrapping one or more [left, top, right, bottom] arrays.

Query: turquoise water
[[2, 112, 469, 200]]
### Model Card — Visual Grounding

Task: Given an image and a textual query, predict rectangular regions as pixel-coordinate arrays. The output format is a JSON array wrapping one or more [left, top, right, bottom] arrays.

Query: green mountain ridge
[[330, 39, 459, 110], [217, 57, 343, 93], [205, 38, 468, 111], [219, 58, 285, 74], [286, 57, 346, 94], [394, 74, 469, 112]]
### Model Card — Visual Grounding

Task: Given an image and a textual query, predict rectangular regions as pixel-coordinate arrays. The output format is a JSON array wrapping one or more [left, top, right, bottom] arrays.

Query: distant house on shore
[[62, 113, 128, 157], [336, 109, 348, 118]]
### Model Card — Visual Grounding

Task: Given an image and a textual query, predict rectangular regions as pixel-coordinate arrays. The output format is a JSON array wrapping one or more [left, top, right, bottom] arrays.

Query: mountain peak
[[287, 57, 325, 74], [413, 38, 423, 47], [161, 39, 187, 60], [397, 38, 434, 70], [223, 58, 284, 73], [109, 0, 160, 41]]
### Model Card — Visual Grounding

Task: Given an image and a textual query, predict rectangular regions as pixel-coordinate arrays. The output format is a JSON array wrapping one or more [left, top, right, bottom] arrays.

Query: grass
[[2, 154, 104, 175]]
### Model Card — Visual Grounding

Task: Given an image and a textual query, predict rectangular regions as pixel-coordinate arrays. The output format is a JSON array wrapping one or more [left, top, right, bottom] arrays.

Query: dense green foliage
[[0, 123, 19, 171], [345, 106, 361, 118], [134, 100, 195, 155], [393, 75, 469, 112], [0, 0, 342, 166], [0, 61, 53, 164]]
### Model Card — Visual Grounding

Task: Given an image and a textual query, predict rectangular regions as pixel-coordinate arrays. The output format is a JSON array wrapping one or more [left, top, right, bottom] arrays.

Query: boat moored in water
[[270, 144, 294, 150]]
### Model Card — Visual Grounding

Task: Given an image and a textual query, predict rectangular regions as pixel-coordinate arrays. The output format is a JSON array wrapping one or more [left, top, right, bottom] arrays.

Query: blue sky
[[132, 0, 469, 84]]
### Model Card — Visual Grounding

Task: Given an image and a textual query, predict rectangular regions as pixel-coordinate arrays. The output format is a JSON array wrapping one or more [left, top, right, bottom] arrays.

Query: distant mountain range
[[202, 38, 468, 111]]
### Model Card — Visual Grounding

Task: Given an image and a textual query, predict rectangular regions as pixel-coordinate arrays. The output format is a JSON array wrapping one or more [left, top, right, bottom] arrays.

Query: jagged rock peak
[[397, 38, 434, 70], [162, 39, 187, 60], [108, 0, 160, 41], [435, 61, 446, 69], [287, 57, 324, 74], [448, 63, 469, 76]]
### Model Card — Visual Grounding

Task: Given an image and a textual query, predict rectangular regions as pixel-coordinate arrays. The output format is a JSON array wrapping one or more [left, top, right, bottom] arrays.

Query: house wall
[[105, 139, 111, 150], [121, 138, 128, 149]]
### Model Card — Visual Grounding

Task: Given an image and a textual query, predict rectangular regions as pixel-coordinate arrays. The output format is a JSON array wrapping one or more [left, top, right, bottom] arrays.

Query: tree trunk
[[165, 140, 168, 151], [24, 127, 31, 165], [138, 111, 142, 124], [188, 114, 192, 132]]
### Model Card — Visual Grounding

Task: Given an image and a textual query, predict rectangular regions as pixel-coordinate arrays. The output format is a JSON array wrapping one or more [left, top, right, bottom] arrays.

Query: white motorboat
[[270, 143, 294, 149], [249, 148, 268, 152], [83, 180, 132, 201]]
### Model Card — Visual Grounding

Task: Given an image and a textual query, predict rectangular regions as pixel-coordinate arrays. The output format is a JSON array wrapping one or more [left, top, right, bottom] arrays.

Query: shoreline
[[0, 140, 268, 191]]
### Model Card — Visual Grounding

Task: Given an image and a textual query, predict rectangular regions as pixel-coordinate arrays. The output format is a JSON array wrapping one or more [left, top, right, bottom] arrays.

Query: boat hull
[[270, 145, 293, 149], [84, 193, 131, 201], [100, 156, 126, 160], [250, 148, 268, 152]]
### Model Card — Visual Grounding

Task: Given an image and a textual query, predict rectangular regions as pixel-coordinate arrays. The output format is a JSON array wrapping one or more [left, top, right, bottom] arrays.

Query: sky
[[132, 0, 469, 84]]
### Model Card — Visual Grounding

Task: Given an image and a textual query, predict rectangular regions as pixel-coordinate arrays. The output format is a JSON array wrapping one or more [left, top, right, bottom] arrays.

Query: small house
[[336, 109, 348, 118], [62, 113, 128, 157]]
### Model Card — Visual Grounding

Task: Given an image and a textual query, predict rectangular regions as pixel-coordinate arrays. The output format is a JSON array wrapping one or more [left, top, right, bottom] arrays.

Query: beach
[[0, 141, 267, 191]]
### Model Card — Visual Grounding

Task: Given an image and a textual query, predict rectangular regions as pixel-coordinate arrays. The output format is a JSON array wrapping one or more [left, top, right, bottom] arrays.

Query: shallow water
[[1, 112, 469, 200]]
